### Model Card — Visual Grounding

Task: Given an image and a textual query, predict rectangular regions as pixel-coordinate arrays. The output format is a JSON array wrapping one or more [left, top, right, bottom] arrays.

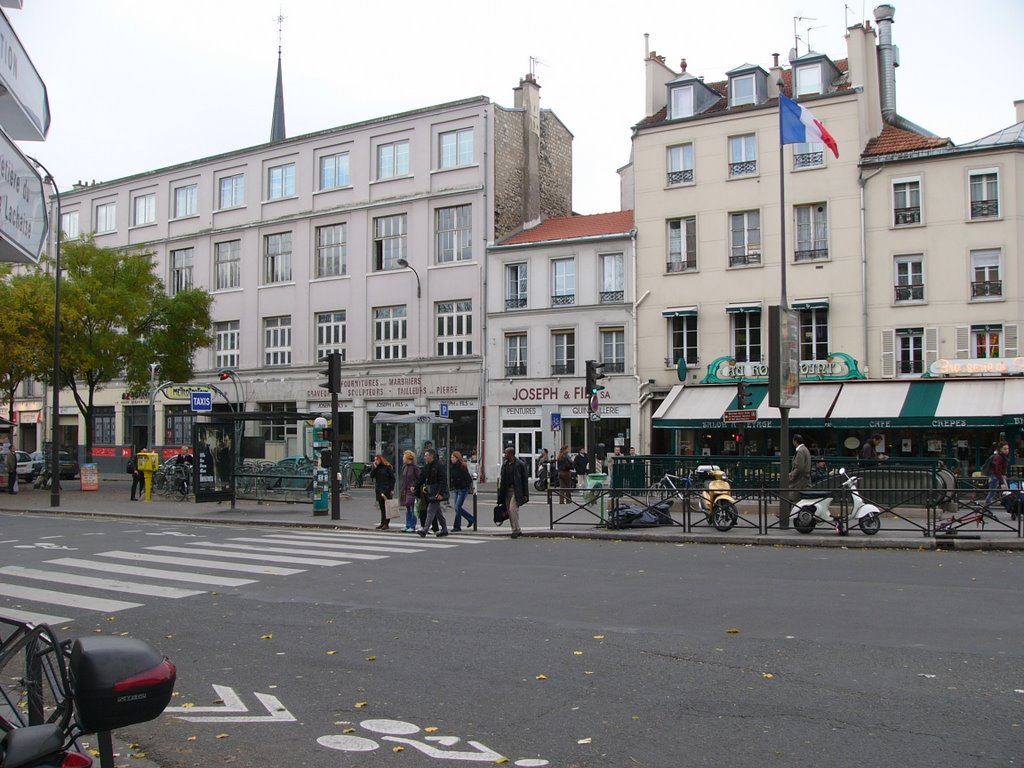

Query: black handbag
[[493, 503, 509, 525]]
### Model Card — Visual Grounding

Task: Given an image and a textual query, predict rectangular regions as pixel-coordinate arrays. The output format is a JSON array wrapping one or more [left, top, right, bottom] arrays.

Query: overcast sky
[[9, 0, 1022, 216]]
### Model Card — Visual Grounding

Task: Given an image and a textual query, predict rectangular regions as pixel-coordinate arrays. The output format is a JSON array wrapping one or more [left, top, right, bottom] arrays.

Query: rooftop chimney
[[873, 4, 897, 120]]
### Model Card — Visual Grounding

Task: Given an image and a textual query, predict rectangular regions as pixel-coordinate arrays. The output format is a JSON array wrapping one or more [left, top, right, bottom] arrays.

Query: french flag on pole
[[779, 93, 839, 158]]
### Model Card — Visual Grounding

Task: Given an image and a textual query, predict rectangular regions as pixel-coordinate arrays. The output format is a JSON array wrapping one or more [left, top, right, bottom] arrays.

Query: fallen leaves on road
[[424, 727, 439, 733], [366, 655, 377, 661], [577, 737, 592, 744], [260, 633, 273, 640], [726, 628, 740, 634], [393, 746, 404, 752], [327, 650, 337, 655], [215, 733, 229, 739], [535, 674, 548, 680], [762, 673, 775, 679], [355, 702, 367, 708]]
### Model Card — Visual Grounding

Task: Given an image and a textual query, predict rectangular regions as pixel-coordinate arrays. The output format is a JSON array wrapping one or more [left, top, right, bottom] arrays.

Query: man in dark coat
[[416, 448, 449, 537], [497, 446, 529, 538], [573, 447, 589, 487]]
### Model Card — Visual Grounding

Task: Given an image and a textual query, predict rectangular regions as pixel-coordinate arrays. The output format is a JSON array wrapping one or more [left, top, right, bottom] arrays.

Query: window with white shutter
[[880, 329, 895, 378]]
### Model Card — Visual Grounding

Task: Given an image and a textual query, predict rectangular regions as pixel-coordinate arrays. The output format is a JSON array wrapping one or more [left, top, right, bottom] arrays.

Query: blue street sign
[[439, 403, 449, 418], [190, 391, 213, 412], [551, 413, 561, 431]]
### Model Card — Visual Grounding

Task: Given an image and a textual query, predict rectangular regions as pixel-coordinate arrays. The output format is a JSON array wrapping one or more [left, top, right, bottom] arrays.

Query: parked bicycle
[[648, 466, 738, 531]]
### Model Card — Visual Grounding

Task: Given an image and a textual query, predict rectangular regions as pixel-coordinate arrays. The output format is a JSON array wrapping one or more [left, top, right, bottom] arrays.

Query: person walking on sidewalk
[[128, 453, 146, 501], [983, 441, 1011, 515], [5, 448, 17, 494], [556, 445, 573, 504], [497, 446, 529, 538], [449, 450, 475, 531], [369, 454, 396, 530], [398, 450, 420, 532], [417, 448, 449, 538]]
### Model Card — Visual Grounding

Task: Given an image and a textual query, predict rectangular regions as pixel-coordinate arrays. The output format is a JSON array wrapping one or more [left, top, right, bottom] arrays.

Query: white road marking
[[46, 557, 256, 587], [0, 566, 204, 599], [282, 530, 491, 545], [167, 684, 296, 723], [231, 536, 424, 555], [100, 551, 304, 576], [181, 542, 386, 561], [146, 545, 351, 567], [0, 606, 71, 625], [0, 581, 141, 613]]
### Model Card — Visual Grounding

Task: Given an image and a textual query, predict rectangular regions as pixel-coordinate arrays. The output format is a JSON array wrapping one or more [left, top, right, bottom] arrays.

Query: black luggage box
[[70, 636, 176, 733]]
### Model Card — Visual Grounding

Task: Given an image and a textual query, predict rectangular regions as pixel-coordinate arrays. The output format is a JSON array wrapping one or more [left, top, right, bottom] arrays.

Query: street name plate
[[723, 409, 757, 423]]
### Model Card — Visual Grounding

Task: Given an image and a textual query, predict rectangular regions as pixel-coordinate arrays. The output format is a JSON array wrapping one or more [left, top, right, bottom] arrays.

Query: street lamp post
[[27, 157, 62, 508], [147, 362, 159, 450], [396, 258, 421, 298]]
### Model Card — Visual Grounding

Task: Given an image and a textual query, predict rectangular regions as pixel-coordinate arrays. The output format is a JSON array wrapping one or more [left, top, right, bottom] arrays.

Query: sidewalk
[[1, 477, 1021, 551]]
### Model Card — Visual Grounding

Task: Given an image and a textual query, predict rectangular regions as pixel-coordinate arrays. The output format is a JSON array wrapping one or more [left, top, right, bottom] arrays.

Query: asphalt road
[[1, 513, 1021, 767]]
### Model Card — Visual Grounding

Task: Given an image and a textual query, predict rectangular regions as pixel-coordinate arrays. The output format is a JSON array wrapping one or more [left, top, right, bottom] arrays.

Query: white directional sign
[[0, 132, 46, 264], [0, 10, 51, 141]]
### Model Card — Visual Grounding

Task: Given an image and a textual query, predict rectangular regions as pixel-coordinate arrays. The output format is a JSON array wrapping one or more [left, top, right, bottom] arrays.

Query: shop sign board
[[723, 409, 757, 423]]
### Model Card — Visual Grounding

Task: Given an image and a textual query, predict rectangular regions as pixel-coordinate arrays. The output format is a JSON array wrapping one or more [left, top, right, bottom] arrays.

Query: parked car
[[58, 451, 79, 479], [29, 450, 45, 478], [15, 450, 36, 481]]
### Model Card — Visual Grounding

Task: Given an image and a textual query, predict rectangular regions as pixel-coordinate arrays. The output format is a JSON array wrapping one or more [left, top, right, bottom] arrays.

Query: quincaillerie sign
[[701, 352, 865, 384]]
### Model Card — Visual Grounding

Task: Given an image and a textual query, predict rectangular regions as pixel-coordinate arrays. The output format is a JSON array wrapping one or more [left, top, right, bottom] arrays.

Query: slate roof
[[636, 59, 849, 128], [958, 122, 1024, 148], [863, 124, 953, 156], [498, 211, 635, 246]]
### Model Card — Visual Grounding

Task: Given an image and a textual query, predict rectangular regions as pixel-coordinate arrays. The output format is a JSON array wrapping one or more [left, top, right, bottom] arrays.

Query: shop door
[[501, 428, 542, 478]]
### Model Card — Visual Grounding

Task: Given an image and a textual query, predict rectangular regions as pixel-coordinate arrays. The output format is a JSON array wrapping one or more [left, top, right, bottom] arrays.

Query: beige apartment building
[[630, 4, 1023, 470], [40, 74, 572, 473]]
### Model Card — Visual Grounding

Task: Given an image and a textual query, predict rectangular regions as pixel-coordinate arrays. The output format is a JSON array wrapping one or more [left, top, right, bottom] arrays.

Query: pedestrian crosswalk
[[0, 530, 490, 626]]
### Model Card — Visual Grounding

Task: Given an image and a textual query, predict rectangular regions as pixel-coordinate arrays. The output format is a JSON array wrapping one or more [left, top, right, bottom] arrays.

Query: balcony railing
[[894, 283, 924, 302], [551, 363, 575, 376], [971, 280, 1002, 298], [667, 169, 694, 185], [898, 360, 924, 374], [794, 151, 824, 168], [505, 363, 527, 377], [729, 251, 761, 267], [794, 247, 828, 262], [666, 259, 696, 273], [894, 206, 921, 225], [729, 160, 757, 177], [600, 290, 624, 303], [551, 294, 575, 306], [602, 361, 625, 374], [505, 296, 527, 309], [970, 199, 999, 219]]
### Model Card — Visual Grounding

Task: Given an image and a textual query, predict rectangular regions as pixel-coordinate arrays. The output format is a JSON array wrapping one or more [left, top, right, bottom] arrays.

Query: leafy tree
[[0, 267, 54, 429], [32, 238, 214, 461]]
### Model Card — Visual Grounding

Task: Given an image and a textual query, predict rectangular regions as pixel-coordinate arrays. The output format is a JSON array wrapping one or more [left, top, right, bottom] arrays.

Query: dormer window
[[730, 74, 755, 107], [794, 64, 823, 96], [670, 86, 694, 119]]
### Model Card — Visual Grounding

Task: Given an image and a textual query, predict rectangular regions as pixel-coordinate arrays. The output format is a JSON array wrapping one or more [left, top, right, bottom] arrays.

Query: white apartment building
[[628, 4, 1023, 469], [485, 211, 636, 476], [43, 74, 572, 472]]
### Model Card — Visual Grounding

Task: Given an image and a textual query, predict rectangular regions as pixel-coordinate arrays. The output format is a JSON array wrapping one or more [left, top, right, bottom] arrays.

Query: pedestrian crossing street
[[0, 530, 490, 626]]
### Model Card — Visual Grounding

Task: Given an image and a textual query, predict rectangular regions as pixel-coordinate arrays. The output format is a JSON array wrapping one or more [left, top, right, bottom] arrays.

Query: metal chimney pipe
[[874, 4, 897, 120]]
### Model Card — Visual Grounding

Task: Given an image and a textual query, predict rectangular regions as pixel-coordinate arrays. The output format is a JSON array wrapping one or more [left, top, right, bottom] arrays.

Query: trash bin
[[585, 473, 608, 522]]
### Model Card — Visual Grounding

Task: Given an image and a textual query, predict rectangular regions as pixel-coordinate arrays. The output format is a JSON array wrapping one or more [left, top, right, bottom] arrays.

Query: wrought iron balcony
[[794, 247, 828, 262], [894, 283, 924, 302], [729, 251, 761, 267], [550, 363, 575, 376], [794, 151, 824, 168], [898, 360, 924, 374], [970, 199, 999, 219], [971, 280, 1002, 298], [602, 361, 625, 374], [505, 363, 527, 377], [600, 290, 624, 303], [551, 294, 575, 306], [667, 169, 694, 185], [505, 296, 527, 309], [728, 160, 757, 177], [894, 206, 921, 225], [666, 259, 696, 273]]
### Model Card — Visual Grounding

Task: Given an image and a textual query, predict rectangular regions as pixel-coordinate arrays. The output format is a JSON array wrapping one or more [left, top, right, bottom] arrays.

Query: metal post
[[777, 141, 791, 528]]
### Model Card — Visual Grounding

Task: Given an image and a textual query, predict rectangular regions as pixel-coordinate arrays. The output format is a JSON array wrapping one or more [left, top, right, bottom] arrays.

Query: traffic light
[[585, 360, 607, 413], [319, 352, 342, 394], [736, 380, 752, 409], [218, 371, 232, 381]]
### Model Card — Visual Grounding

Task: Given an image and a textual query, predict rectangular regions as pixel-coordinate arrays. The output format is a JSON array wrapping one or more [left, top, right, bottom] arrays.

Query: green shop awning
[[725, 303, 761, 314], [828, 380, 1006, 428], [753, 382, 842, 427], [652, 385, 739, 428], [662, 306, 697, 317]]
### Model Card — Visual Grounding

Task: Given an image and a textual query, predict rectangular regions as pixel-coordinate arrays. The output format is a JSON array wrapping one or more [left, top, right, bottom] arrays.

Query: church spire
[[270, 11, 286, 143]]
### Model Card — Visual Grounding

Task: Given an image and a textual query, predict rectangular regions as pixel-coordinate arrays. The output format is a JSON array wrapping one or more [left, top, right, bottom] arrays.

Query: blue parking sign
[[439, 403, 449, 418], [551, 413, 561, 431]]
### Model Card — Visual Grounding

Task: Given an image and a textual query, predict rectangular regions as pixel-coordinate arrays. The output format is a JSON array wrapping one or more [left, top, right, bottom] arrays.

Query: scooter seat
[[799, 490, 831, 499]]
